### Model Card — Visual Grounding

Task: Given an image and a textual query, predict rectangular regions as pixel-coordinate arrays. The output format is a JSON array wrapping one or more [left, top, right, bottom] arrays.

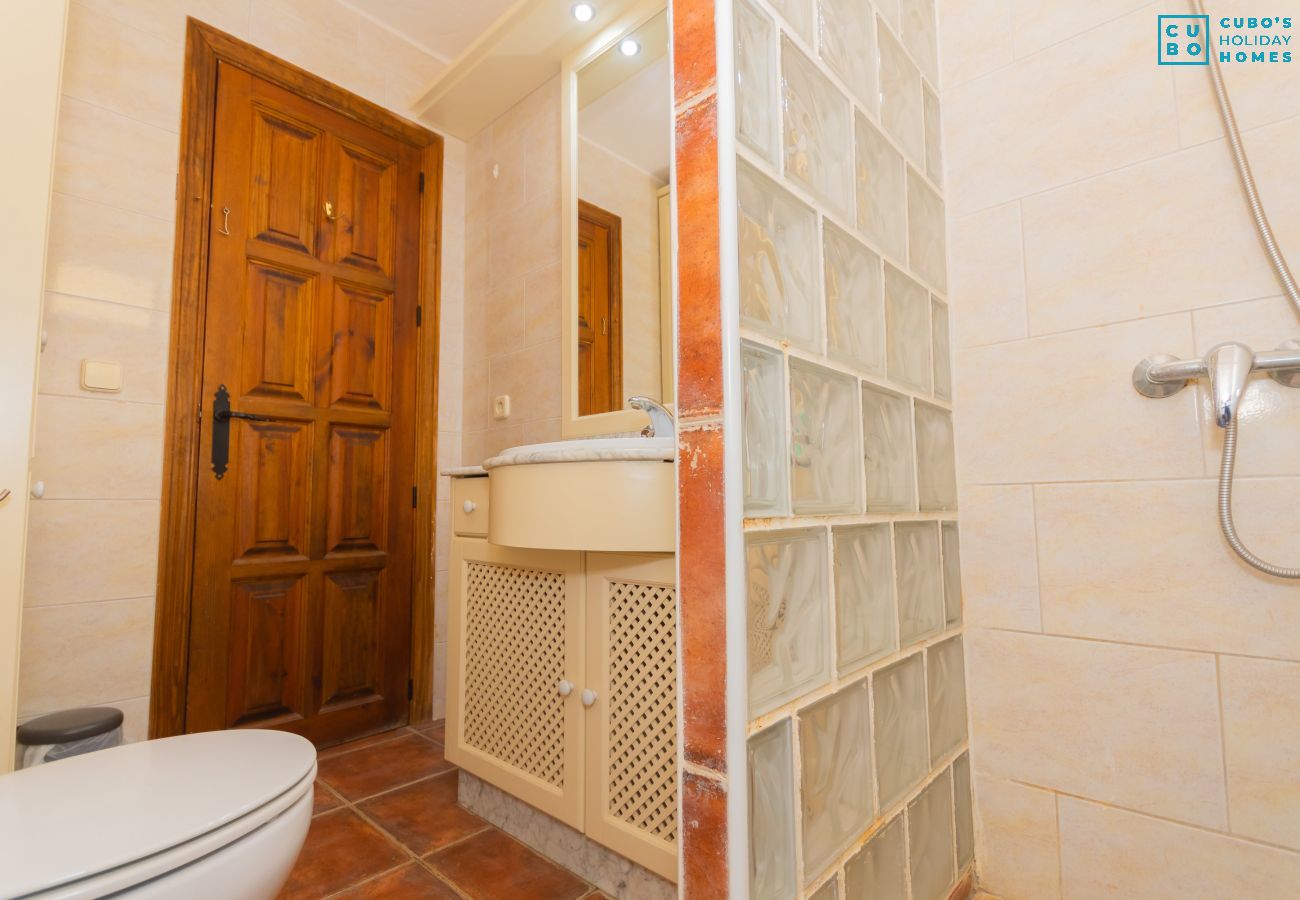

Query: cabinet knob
[[581, 688, 597, 708], [462, 499, 477, 514], [557, 680, 573, 697]]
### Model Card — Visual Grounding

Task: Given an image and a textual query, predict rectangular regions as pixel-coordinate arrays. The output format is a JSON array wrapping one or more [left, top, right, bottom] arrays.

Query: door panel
[[187, 61, 420, 747], [577, 201, 622, 416]]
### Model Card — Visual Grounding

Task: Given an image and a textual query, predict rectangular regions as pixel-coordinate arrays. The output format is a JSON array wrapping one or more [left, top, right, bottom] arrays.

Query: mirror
[[562, 5, 674, 436]]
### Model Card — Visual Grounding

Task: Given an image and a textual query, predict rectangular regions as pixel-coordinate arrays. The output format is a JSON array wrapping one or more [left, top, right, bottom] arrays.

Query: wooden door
[[186, 62, 421, 746], [577, 200, 622, 416]]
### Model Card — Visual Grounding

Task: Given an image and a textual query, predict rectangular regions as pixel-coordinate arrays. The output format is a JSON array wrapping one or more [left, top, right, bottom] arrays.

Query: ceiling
[[344, 0, 521, 61], [579, 56, 672, 183]]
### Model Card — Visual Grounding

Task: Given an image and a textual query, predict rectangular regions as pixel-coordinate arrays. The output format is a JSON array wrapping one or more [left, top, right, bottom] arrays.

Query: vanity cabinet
[[446, 478, 678, 882]]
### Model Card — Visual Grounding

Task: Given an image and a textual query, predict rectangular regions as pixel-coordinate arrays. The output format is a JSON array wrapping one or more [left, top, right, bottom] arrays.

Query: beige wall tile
[[24, 500, 161, 607], [116, 695, 151, 743], [943, 6, 1178, 215], [46, 194, 176, 310], [1220, 655, 1300, 850], [1193, 296, 1300, 477], [972, 775, 1060, 900], [54, 97, 178, 221], [953, 314, 1201, 484], [63, 4, 184, 131], [18, 596, 156, 718], [488, 340, 562, 425], [77, 0, 250, 45], [1036, 479, 1300, 662], [955, 484, 1039, 631], [38, 294, 170, 405], [33, 396, 165, 500], [947, 202, 1026, 348], [1007, 0, 1151, 59], [936, 0, 1012, 88], [1020, 135, 1285, 336], [1058, 796, 1300, 899], [356, 17, 447, 116], [967, 629, 1226, 827]]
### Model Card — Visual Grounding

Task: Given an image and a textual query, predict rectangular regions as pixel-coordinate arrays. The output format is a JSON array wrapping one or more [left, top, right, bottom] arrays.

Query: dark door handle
[[211, 385, 271, 479]]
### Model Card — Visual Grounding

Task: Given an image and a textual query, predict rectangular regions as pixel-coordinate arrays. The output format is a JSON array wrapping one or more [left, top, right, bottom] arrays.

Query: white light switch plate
[[81, 359, 122, 393]]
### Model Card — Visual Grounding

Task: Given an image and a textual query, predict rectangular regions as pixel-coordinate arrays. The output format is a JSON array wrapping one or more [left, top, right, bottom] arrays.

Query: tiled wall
[[938, 2, 1300, 897], [461, 79, 564, 465], [22, 0, 459, 739], [734, 0, 971, 896]]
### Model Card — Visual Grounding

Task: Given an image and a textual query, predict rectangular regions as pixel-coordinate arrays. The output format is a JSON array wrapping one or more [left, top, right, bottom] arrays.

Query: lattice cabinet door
[[446, 538, 586, 828], [583, 553, 679, 882]]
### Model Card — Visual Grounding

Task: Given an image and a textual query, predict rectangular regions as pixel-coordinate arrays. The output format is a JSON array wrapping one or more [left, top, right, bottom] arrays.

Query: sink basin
[[484, 437, 675, 552]]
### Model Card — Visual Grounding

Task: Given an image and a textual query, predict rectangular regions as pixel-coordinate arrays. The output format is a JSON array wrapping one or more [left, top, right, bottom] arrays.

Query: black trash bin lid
[[17, 707, 124, 745]]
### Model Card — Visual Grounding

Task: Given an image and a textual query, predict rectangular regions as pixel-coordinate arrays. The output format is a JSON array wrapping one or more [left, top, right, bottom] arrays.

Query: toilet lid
[[0, 729, 316, 897]]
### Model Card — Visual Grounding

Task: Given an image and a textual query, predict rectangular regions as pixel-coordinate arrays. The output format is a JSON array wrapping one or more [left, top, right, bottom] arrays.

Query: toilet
[[0, 729, 316, 899]]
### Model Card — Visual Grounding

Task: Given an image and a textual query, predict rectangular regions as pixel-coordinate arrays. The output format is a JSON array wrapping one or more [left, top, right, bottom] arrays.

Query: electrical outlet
[[493, 395, 511, 420]]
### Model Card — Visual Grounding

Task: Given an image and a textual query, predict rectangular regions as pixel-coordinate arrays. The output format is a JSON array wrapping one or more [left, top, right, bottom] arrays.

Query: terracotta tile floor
[[280, 722, 611, 899]]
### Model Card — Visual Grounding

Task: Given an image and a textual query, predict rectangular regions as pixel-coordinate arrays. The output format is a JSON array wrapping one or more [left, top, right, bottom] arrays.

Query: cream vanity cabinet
[[446, 476, 678, 882]]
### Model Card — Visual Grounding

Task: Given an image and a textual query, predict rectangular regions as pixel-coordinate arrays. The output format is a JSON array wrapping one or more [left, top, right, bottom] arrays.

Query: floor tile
[[317, 727, 413, 760], [414, 719, 446, 743], [359, 769, 490, 856], [317, 733, 454, 801], [278, 809, 408, 899], [312, 781, 342, 815], [330, 863, 462, 899], [427, 828, 589, 900]]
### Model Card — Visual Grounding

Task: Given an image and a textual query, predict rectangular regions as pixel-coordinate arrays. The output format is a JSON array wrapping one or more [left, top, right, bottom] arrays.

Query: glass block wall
[[734, 0, 972, 896]]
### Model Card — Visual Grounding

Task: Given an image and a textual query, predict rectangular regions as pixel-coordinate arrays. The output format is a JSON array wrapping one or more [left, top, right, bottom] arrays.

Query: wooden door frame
[[149, 19, 443, 739]]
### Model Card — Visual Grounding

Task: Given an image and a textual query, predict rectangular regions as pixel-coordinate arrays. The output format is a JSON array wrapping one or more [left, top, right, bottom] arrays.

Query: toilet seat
[[0, 730, 317, 899]]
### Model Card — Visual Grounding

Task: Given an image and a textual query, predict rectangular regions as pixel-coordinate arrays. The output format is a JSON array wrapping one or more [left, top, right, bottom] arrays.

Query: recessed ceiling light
[[572, 3, 595, 22], [619, 38, 641, 56]]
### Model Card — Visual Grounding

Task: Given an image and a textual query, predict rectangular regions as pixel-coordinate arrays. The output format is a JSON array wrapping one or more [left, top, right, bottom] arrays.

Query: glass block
[[907, 167, 947, 292], [800, 681, 874, 882], [810, 878, 840, 900], [885, 263, 931, 392], [743, 341, 789, 517], [844, 814, 906, 899], [877, 21, 924, 164], [854, 112, 906, 260], [834, 524, 896, 673], [738, 159, 821, 350], [923, 82, 943, 186], [899, 0, 939, 83], [736, 0, 778, 163], [873, 652, 928, 808], [927, 635, 968, 764], [749, 719, 797, 900], [932, 296, 952, 401], [817, 0, 878, 112], [748, 529, 832, 715], [790, 358, 862, 514], [915, 401, 957, 511], [770, 0, 813, 40], [953, 752, 974, 869], [895, 521, 943, 645], [824, 221, 885, 375], [941, 521, 961, 626], [861, 382, 916, 512], [782, 37, 853, 221], [908, 768, 956, 900]]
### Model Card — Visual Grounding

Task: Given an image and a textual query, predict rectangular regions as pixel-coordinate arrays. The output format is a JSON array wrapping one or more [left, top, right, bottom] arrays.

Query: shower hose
[[1192, 0, 1300, 577]]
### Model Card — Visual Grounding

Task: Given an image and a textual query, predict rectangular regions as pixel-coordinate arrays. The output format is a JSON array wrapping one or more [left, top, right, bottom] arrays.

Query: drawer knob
[[462, 500, 477, 514], [557, 680, 573, 697], [581, 689, 598, 708]]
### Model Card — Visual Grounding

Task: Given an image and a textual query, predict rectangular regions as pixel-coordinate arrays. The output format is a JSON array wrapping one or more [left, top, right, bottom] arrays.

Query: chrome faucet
[[627, 396, 675, 438]]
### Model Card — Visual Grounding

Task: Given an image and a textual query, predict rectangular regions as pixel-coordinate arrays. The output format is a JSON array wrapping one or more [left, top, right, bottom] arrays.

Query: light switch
[[493, 395, 511, 420], [81, 359, 122, 393]]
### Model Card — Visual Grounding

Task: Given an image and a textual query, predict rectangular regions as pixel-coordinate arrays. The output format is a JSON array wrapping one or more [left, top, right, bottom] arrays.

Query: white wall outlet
[[493, 395, 511, 420], [80, 359, 122, 392]]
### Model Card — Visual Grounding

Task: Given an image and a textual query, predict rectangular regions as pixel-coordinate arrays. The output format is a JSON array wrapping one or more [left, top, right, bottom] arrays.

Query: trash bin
[[16, 707, 124, 769]]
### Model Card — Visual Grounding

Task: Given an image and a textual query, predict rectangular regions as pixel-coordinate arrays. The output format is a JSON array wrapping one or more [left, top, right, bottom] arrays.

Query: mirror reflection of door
[[578, 200, 622, 415]]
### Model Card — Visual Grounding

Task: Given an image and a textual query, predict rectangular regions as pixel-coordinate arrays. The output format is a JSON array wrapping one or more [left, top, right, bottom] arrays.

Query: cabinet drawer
[[452, 477, 489, 536]]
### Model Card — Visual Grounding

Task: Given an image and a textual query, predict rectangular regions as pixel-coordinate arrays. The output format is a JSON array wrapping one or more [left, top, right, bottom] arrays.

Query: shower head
[[1207, 341, 1255, 428]]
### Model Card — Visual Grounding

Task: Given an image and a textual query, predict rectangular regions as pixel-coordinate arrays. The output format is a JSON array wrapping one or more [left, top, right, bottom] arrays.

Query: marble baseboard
[[458, 771, 676, 900]]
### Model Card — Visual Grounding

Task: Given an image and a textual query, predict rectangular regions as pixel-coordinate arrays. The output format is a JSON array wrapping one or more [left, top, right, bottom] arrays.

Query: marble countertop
[[482, 444, 674, 470], [441, 465, 488, 478]]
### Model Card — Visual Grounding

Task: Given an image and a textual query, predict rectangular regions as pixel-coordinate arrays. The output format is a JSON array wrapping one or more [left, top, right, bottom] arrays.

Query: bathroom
[[2, 0, 1299, 897]]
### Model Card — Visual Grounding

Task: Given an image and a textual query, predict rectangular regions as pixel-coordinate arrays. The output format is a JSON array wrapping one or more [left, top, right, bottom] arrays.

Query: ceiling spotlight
[[619, 38, 641, 56], [572, 3, 595, 22]]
